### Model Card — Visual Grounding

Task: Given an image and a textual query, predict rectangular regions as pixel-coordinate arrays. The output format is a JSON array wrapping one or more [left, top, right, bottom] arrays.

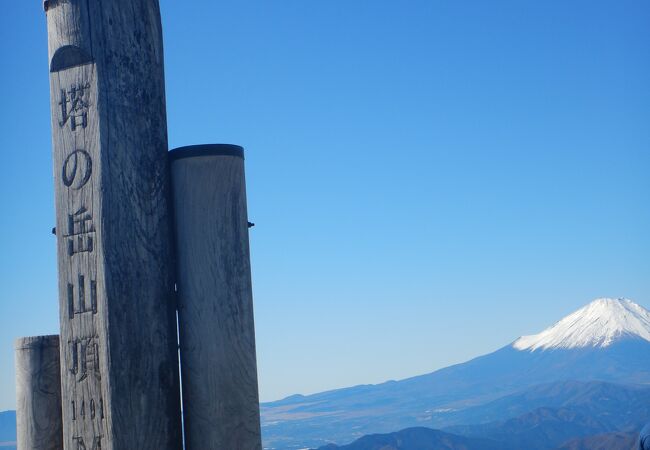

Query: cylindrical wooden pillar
[[170, 145, 262, 450], [45, 1, 182, 449], [15, 335, 63, 450]]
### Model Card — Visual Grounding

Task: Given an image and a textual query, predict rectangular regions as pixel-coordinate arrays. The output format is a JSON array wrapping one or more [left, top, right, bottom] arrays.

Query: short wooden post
[[170, 145, 262, 450], [44, 1, 182, 449], [15, 335, 63, 450]]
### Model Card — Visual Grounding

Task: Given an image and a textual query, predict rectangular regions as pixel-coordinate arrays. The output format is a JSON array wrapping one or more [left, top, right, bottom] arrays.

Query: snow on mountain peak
[[513, 298, 650, 351]]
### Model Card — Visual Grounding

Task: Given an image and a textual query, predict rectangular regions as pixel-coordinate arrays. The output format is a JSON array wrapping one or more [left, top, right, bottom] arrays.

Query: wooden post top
[[169, 144, 244, 161], [15, 335, 60, 350]]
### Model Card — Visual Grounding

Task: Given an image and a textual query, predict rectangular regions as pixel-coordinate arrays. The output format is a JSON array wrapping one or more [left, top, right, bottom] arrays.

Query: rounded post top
[[169, 144, 244, 161], [15, 335, 60, 350]]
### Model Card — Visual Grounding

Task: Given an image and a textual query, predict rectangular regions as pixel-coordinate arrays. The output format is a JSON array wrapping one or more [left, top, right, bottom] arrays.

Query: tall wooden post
[[15, 335, 63, 450], [170, 145, 262, 450], [45, 1, 182, 449]]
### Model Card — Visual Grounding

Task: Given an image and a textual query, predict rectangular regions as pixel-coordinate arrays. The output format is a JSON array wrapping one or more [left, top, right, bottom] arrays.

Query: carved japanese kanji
[[72, 436, 102, 450], [65, 207, 95, 256], [69, 337, 100, 382], [59, 83, 90, 131], [67, 275, 97, 319]]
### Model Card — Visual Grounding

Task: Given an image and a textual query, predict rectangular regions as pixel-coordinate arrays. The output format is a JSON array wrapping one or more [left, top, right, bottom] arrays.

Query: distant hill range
[[312, 381, 646, 450], [315, 426, 638, 450], [262, 298, 650, 449], [317, 427, 511, 450], [557, 432, 638, 450]]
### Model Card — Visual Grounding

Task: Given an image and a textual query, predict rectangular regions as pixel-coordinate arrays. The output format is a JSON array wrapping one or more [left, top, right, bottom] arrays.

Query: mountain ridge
[[262, 298, 650, 448], [314, 380, 650, 450], [315, 427, 514, 450]]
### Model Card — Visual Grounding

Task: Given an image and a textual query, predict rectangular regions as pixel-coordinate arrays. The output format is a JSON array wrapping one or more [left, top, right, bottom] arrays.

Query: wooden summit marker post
[[170, 145, 263, 450], [45, 1, 182, 449]]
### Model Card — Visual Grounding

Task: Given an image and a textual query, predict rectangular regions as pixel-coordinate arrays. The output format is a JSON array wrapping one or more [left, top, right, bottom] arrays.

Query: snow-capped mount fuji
[[514, 298, 650, 351], [261, 297, 650, 449]]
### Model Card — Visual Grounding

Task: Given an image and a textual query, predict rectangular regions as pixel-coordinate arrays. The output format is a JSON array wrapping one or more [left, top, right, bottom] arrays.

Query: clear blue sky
[[1, 0, 649, 410]]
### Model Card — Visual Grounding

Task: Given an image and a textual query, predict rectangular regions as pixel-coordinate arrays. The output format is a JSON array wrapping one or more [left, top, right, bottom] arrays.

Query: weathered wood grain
[[15, 335, 63, 450], [45, 1, 182, 449], [170, 145, 262, 450]]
